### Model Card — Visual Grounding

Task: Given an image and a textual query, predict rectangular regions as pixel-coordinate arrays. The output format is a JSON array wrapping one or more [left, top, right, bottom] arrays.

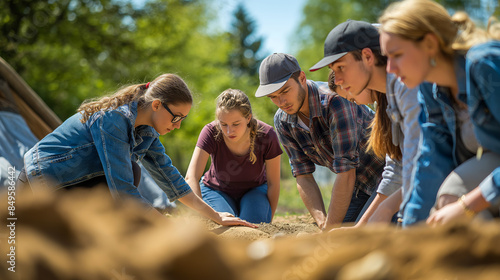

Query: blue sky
[[131, 0, 307, 54], [219, 0, 307, 54]]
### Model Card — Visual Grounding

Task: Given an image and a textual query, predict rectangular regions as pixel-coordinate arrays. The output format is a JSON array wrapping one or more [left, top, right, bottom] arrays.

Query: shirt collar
[[279, 80, 322, 125], [433, 54, 467, 103]]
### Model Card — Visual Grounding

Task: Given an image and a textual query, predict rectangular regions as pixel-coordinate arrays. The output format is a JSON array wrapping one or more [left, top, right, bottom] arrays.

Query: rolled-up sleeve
[[480, 168, 500, 206], [329, 99, 360, 173], [377, 155, 402, 196]]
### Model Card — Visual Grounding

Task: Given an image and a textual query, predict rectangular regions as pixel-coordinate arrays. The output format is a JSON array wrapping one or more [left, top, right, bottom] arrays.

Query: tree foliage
[[228, 3, 264, 79], [0, 0, 279, 173], [294, 0, 499, 82], [2, 0, 496, 176]]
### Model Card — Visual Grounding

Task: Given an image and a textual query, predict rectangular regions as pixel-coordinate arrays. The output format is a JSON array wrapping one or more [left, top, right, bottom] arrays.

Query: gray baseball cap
[[255, 53, 301, 97]]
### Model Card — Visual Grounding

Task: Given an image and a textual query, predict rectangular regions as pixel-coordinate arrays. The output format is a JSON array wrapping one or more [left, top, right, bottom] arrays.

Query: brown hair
[[367, 93, 402, 161], [78, 74, 192, 123], [379, 0, 491, 59], [350, 48, 388, 67], [215, 89, 261, 164], [327, 70, 401, 160]]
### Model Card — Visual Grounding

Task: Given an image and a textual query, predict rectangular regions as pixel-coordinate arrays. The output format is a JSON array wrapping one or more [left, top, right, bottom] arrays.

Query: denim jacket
[[23, 102, 192, 202], [467, 41, 500, 205], [403, 55, 469, 226]]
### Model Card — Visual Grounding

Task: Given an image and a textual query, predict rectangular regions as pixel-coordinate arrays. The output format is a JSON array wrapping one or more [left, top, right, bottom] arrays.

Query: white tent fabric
[[0, 111, 38, 186]]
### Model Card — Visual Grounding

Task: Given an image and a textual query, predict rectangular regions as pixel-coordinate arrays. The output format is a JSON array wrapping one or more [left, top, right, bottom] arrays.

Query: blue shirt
[[466, 41, 500, 205], [274, 80, 385, 195], [403, 54, 469, 226], [23, 102, 192, 202]]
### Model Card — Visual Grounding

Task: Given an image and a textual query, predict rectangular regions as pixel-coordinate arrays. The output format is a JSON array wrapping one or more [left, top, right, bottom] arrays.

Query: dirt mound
[[201, 214, 321, 240], [1, 187, 500, 280]]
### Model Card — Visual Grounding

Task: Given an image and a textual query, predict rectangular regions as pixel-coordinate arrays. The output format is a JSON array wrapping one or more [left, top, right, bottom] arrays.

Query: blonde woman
[[17, 74, 255, 227], [379, 0, 500, 226], [185, 89, 282, 223]]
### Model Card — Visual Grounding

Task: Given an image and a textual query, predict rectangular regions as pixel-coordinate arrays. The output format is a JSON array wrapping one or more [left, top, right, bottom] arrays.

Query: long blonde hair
[[215, 89, 260, 164], [78, 74, 192, 123], [378, 0, 491, 58]]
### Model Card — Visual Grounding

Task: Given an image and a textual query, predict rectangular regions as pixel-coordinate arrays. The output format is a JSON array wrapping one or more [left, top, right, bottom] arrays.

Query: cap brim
[[255, 73, 292, 97], [309, 52, 348, 72]]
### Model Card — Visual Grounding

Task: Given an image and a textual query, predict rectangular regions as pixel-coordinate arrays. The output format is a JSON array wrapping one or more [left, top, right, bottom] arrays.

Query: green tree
[[228, 3, 264, 79], [0, 0, 142, 119], [294, 0, 499, 82]]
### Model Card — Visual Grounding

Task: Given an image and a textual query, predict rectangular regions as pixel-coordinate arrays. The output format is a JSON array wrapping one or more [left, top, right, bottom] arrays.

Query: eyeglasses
[[162, 103, 187, 123]]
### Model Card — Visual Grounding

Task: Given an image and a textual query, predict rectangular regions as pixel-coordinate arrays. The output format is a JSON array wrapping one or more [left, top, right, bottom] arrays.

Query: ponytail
[[78, 73, 192, 123]]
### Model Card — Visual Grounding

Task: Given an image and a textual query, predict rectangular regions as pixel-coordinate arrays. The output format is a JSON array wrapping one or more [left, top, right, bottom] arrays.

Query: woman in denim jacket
[[17, 73, 255, 228], [379, 0, 500, 226]]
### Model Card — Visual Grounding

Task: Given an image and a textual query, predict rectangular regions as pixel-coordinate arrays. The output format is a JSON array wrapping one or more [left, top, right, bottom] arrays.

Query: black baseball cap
[[255, 53, 301, 97], [309, 20, 380, 72]]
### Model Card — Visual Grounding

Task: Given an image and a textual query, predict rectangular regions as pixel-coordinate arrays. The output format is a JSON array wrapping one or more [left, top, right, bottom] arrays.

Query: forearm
[[178, 192, 221, 223], [356, 193, 388, 225], [296, 174, 327, 228], [267, 183, 279, 220], [465, 187, 490, 213], [368, 188, 402, 224], [185, 176, 202, 198], [325, 169, 356, 229]]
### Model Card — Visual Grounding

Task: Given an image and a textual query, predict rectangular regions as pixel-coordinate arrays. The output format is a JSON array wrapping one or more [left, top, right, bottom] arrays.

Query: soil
[[2, 187, 500, 280], [201, 214, 321, 240]]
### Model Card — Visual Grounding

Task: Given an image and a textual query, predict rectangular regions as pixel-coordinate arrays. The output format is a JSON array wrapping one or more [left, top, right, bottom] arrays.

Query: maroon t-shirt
[[197, 120, 283, 199]]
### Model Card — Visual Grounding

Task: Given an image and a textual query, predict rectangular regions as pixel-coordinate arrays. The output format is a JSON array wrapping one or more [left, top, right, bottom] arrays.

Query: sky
[[218, 0, 307, 54], [131, 0, 307, 54]]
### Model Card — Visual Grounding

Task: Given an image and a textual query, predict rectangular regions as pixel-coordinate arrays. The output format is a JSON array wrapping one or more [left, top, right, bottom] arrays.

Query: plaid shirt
[[274, 80, 385, 195]]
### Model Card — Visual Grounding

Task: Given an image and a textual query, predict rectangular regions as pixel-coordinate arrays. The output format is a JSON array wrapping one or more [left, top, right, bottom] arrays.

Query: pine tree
[[228, 3, 264, 79]]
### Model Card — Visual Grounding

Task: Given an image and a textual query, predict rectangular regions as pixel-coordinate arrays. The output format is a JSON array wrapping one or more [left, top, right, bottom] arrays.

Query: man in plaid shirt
[[255, 53, 385, 229]]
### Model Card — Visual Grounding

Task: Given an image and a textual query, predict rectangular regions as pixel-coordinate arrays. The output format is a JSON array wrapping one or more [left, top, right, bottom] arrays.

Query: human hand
[[426, 202, 466, 226], [216, 212, 258, 228]]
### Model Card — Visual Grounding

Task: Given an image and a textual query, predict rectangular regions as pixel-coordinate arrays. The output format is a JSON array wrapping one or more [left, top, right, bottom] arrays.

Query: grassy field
[[275, 177, 334, 216]]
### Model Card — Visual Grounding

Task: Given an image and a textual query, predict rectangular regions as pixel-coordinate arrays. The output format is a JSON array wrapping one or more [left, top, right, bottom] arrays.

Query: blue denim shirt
[[466, 41, 500, 205], [23, 102, 192, 202], [403, 55, 469, 226]]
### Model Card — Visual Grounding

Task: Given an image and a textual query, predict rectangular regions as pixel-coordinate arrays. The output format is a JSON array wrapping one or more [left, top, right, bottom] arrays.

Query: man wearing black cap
[[310, 20, 421, 225], [255, 53, 385, 229]]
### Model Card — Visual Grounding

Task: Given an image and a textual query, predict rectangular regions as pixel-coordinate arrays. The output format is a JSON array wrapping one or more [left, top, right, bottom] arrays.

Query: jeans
[[200, 180, 272, 223], [16, 161, 142, 192], [343, 189, 371, 223]]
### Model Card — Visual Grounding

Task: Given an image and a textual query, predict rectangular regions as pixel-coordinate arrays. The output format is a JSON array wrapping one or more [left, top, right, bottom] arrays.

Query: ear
[[422, 33, 440, 56], [151, 99, 162, 111], [361, 48, 375, 66], [298, 71, 307, 85]]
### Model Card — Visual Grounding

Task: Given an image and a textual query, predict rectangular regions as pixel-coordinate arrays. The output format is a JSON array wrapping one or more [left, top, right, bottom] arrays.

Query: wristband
[[458, 195, 476, 218]]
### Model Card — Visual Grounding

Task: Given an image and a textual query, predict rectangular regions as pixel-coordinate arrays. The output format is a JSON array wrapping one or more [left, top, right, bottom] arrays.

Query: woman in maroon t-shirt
[[185, 89, 282, 223]]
